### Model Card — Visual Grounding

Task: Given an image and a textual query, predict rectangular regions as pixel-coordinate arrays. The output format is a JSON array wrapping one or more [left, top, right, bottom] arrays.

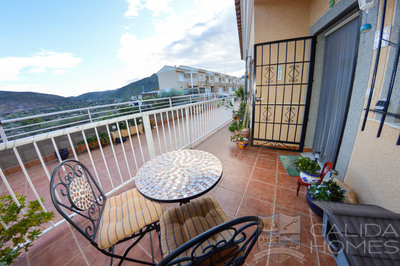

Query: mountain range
[[0, 74, 159, 116]]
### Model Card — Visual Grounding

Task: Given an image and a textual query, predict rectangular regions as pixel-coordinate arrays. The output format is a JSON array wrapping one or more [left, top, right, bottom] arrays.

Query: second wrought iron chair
[[50, 159, 164, 265], [157, 196, 263, 265]]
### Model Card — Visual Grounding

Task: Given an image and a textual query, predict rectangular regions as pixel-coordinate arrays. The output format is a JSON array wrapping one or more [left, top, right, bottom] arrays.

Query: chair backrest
[[158, 216, 263, 266], [50, 159, 106, 245], [318, 161, 333, 183]]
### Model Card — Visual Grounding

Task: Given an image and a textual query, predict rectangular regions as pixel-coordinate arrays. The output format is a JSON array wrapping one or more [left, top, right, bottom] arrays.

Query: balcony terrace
[[0, 97, 335, 265]]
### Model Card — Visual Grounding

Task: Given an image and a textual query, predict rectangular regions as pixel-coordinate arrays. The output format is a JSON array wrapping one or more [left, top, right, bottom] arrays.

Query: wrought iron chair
[[296, 161, 333, 196], [157, 196, 263, 265], [50, 159, 164, 265]]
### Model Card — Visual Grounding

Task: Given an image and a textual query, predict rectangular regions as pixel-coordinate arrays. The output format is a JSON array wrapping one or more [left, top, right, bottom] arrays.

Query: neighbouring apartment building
[[236, 0, 400, 212], [156, 65, 245, 95]]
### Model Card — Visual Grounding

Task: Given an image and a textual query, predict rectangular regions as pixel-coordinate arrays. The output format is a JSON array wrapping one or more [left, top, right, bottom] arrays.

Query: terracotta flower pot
[[236, 138, 249, 149], [240, 128, 250, 139]]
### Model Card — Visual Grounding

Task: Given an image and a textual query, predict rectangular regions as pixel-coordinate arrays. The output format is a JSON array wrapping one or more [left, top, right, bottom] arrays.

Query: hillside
[[0, 91, 81, 115], [73, 74, 159, 102], [0, 74, 159, 117]]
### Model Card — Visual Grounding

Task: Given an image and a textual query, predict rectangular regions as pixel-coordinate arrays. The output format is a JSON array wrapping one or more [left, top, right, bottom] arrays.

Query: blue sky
[[0, 0, 243, 97]]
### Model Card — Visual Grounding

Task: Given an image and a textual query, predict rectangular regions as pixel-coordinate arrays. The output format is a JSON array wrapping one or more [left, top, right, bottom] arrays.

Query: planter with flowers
[[110, 118, 143, 143], [294, 157, 322, 184], [230, 133, 249, 149], [306, 180, 345, 217]]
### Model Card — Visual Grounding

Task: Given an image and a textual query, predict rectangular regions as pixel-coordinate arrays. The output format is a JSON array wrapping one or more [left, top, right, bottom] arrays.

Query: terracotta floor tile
[[251, 167, 277, 185], [212, 186, 243, 216], [225, 161, 254, 178], [266, 244, 319, 266], [236, 196, 274, 217], [259, 147, 279, 154], [318, 251, 336, 265], [275, 187, 310, 215], [236, 154, 257, 167], [220, 172, 250, 194], [29, 232, 82, 265], [65, 253, 87, 265], [277, 172, 301, 192], [278, 150, 301, 156], [239, 147, 260, 157], [245, 180, 275, 203], [255, 158, 277, 171], [273, 206, 315, 248], [258, 151, 278, 161]]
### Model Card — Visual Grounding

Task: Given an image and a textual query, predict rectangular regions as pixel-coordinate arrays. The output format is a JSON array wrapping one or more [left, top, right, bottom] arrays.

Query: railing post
[[87, 109, 93, 123], [190, 95, 192, 103], [0, 121, 7, 142], [142, 114, 156, 159], [169, 97, 172, 108], [185, 107, 192, 148]]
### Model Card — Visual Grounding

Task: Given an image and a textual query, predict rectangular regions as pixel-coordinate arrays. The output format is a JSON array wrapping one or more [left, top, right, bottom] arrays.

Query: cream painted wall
[[343, 0, 400, 213], [158, 71, 179, 90], [345, 121, 400, 213], [254, 0, 311, 43], [310, 0, 333, 25]]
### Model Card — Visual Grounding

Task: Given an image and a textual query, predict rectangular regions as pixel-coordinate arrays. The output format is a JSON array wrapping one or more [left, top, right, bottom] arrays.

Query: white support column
[[142, 114, 156, 159], [0, 122, 7, 142], [185, 107, 192, 148]]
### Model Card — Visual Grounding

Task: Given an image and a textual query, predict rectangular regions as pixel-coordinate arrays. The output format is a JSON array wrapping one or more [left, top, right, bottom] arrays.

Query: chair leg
[[109, 246, 114, 266], [297, 182, 301, 196]]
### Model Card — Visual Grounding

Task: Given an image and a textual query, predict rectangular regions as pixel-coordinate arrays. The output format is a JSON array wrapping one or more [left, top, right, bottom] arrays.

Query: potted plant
[[0, 194, 54, 265], [54, 148, 69, 160], [110, 119, 143, 143], [231, 133, 249, 149], [294, 157, 321, 184], [306, 180, 345, 217], [75, 132, 110, 152]]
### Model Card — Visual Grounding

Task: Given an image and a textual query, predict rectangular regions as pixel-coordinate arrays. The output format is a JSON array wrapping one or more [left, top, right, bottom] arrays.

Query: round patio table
[[134, 149, 222, 204]]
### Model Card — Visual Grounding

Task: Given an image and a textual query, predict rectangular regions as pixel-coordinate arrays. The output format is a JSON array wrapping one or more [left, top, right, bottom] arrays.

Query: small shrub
[[0, 195, 54, 265]]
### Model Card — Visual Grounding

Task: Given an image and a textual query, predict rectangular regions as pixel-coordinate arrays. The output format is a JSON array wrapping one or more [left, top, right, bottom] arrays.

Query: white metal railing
[[0, 93, 219, 142], [0, 97, 234, 243]]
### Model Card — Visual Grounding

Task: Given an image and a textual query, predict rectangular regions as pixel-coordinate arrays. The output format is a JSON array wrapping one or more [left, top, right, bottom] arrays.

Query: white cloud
[[0, 50, 82, 82], [125, 0, 172, 18], [117, 0, 244, 85], [125, 0, 143, 17]]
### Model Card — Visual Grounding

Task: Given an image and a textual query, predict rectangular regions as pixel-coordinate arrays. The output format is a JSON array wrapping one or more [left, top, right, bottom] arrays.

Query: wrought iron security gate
[[252, 37, 316, 151]]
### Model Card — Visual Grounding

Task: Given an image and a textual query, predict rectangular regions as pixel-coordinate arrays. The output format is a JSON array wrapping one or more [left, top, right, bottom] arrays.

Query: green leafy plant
[[229, 121, 241, 133], [230, 133, 245, 142], [0, 194, 54, 265], [308, 180, 345, 201], [294, 157, 321, 175], [233, 86, 246, 102], [76, 132, 109, 148], [216, 98, 233, 110], [118, 121, 127, 130], [97, 131, 110, 144]]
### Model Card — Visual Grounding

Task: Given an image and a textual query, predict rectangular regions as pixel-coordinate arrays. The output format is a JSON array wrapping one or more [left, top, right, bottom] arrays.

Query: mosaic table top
[[135, 149, 222, 203]]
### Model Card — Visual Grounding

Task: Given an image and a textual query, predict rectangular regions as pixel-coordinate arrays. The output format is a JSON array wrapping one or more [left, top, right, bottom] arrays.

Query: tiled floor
[[12, 125, 336, 265]]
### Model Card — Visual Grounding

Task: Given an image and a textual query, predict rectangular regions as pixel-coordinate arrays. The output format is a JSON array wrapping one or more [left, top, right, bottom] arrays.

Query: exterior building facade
[[157, 65, 244, 95], [236, 0, 400, 212]]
